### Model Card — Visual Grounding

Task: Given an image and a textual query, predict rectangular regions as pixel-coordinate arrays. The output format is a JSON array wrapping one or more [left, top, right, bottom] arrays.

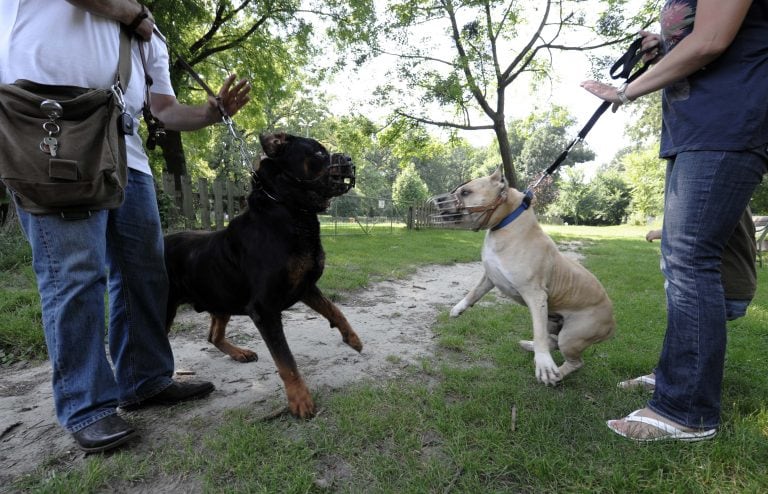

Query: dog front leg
[[301, 285, 363, 352], [523, 293, 561, 385], [209, 313, 258, 362], [450, 273, 494, 317], [250, 311, 315, 418]]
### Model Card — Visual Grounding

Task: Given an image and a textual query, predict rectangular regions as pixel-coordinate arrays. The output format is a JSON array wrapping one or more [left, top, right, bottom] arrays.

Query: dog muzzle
[[430, 186, 508, 231], [329, 153, 356, 194]]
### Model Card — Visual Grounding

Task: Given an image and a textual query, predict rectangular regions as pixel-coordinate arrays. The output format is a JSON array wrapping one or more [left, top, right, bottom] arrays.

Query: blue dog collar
[[490, 189, 533, 231]]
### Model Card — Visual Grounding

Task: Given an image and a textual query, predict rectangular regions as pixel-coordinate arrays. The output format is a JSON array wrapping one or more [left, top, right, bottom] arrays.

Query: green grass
[[7, 225, 768, 493], [0, 224, 42, 364]]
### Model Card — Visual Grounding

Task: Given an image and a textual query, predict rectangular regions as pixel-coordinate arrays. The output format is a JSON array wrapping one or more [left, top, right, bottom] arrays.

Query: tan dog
[[433, 168, 615, 385]]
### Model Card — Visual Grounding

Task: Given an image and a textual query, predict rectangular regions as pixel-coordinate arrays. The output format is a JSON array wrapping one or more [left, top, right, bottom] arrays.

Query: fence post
[[180, 175, 194, 228], [198, 177, 211, 230], [213, 177, 225, 230], [227, 180, 236, 220], [407, 206, 414, 230]]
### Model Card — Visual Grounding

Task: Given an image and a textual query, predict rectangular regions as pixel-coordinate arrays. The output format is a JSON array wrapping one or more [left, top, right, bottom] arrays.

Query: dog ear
[[259, 133, 290, 158], [490, 166, 504, 182]]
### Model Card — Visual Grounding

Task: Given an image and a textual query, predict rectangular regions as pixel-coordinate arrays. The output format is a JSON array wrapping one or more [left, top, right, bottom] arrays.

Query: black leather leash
[[529, 37, 651, 189]]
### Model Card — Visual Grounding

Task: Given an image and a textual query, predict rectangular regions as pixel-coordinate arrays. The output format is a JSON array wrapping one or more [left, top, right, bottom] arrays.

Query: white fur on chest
[[481, 232, 527, 304]]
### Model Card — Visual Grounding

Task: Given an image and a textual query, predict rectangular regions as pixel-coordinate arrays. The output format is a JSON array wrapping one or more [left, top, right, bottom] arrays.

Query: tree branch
[[394, 110, 494, 131], [500, 0, 552, 86], [442, 0, 496, 119], [372, 47, 454, 67]]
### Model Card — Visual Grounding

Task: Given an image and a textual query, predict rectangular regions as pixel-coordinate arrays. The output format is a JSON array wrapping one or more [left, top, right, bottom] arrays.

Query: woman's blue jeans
[[651, 150, 766, 429], [16, 169, 175, 433]]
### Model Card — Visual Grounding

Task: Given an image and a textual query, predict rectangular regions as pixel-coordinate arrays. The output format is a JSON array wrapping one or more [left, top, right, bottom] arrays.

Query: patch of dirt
[[0, 261, 486, 484]]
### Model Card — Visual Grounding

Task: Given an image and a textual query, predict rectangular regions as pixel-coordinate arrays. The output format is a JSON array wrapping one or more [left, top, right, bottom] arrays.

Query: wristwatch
[[617, 83, 632, 104]]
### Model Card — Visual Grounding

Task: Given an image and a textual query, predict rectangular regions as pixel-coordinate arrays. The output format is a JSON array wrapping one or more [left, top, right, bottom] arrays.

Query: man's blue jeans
[[651, 150, 765, 429], [16, 169, 175, 433]]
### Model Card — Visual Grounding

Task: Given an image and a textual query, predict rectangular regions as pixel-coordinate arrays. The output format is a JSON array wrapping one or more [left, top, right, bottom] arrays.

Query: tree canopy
[[136, 0, 672, 224], [366, 0, 660, 186]]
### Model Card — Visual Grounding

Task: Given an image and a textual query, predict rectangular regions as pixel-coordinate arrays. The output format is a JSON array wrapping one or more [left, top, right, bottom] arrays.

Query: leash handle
[[529, 37, 650, 190]]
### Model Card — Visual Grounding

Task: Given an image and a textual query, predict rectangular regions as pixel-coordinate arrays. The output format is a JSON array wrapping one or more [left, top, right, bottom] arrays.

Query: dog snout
[[431, 192, 460, 213], [328, 154, 356, 194]]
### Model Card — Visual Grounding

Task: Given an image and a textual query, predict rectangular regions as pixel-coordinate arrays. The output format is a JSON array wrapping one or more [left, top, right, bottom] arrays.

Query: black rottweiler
[[164, 132, 360, 418]]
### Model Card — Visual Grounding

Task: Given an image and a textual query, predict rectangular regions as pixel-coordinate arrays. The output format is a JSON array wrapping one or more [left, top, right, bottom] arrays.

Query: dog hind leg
[[555, 311, 612, 379], [250, 310, 315, 418], [450, 273, 494, 317], [301, 285, 363, 352], [209, 313, 258, 362]]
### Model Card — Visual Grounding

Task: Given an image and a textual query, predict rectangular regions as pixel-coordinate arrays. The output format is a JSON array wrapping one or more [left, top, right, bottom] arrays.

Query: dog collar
[[490, 189, 533, 231]]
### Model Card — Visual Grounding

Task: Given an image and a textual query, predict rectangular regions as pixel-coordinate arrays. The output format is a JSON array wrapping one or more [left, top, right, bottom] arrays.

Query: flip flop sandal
[[617, 374, 655, 390], [606, 410, 717, 442]]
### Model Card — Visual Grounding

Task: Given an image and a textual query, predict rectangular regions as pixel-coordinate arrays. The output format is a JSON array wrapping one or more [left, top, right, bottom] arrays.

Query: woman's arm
[[582, 0, 753, 106]]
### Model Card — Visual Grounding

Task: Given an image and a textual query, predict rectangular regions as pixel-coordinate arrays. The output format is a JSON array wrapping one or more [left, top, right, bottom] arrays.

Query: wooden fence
[[160, 173, 248, 231], [159, 173, 439, 233]]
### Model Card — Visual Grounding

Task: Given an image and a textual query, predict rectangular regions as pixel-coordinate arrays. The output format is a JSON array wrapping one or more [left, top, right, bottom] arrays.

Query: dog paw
[[229, 348, 258, 363], [287, 393, 316, 419], [344, 332, 363, 353], [289, 399, 316, 419], [450, 301, 467, 318], [518, 340, 534, 352], [534, 352, 562, 385]]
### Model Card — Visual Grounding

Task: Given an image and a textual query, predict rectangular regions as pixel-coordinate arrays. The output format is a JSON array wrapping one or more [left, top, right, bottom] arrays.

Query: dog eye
[[460, 189, 471, 197]]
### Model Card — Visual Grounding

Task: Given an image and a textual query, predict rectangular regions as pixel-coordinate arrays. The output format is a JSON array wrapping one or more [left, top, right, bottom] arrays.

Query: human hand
[[638, 30, 662, 64], [646, 229, 662, 242], [206, 74, 251, 123], [126, 5, 155, 41], [580, 80, 623, 113]]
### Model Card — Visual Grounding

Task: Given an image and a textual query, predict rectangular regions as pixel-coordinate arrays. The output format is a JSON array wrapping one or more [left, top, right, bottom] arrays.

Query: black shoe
[[71, 415, 137, 453], [121, 380, 215, 411]]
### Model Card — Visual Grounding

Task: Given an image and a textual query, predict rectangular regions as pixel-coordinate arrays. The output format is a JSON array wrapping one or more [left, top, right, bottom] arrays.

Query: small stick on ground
[[443, 467, 464, 494], [510, 404, 517, 432], [255, 406, 291, 422]]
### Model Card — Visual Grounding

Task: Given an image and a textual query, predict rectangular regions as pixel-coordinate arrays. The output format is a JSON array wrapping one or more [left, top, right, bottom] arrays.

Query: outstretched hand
[[207, 74, 251, 122], [580, 80, 623, 113]]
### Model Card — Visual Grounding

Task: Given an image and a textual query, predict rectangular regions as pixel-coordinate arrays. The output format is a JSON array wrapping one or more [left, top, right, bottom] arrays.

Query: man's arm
[[151, 74, 252, 132], [66, 0, 154, 40]]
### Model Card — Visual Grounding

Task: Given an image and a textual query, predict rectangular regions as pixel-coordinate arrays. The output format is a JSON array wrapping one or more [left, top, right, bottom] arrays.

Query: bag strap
[[116, 27, 132, 91], [137, 40, 166, 149]]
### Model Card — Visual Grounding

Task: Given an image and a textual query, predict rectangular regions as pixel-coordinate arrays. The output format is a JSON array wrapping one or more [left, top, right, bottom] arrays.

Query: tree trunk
[[159, 130, 188, 207], [494, 122, 517, 188], [161, 130, 188, 176]]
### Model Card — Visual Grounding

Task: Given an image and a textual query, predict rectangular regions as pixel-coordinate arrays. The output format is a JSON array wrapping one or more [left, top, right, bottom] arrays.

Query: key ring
[[43, 121, 61, 135]]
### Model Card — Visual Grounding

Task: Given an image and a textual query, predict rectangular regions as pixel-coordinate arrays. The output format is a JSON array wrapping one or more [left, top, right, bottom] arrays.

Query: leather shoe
[[121, 380, 215, 411], [71, 415, 137, 453]]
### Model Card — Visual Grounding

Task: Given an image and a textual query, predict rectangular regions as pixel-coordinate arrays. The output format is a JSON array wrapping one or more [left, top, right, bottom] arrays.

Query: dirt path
[[0, 261, 486, 483]]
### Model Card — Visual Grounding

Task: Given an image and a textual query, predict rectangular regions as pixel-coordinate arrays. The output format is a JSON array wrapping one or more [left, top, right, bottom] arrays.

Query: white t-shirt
[[0, 0, 175, 175]]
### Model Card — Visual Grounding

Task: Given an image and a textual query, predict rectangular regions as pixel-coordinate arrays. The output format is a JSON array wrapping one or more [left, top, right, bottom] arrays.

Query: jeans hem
[[67, 408, 117, 433], [117, 377, 174, 408], [647, 402, 720, 430]]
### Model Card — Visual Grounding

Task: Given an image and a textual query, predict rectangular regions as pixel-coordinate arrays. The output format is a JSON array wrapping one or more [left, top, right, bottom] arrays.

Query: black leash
[[529, 37, 651, 189], [142, 27, 255, 173], [150, 28, 231, 120]]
